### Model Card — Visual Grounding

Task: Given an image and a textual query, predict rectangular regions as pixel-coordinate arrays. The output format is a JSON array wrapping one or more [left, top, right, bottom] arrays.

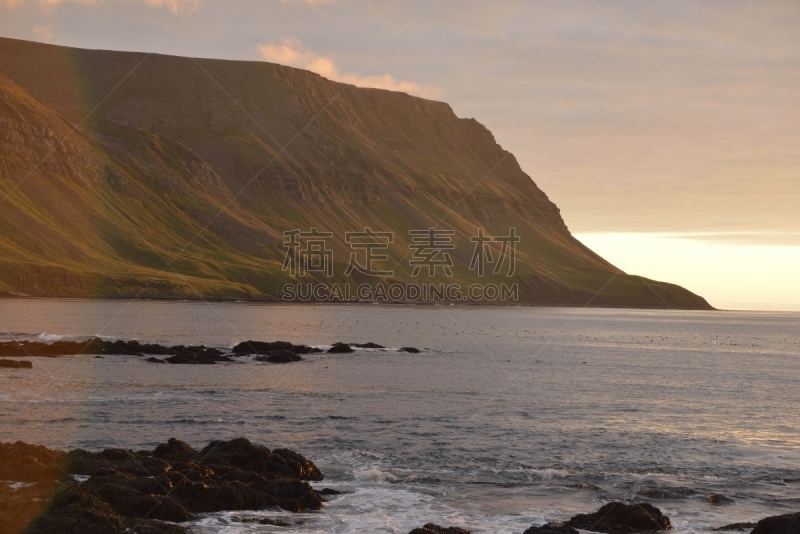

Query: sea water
[[1, 299, 799, 533]]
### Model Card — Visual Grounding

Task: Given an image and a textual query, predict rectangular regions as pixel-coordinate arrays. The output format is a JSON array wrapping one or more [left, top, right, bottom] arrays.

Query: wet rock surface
[[750, 512, 800, 534], [399, 346, 421, 353], [0, 338, 417, 364], [0, 438, 324, 534], [408, 523, 471, 534], [705, 493, 735, 505], [327, 342, 355, 353], [0, 359, 32, 368], [231, 341, 320, 355], [254, 350, 304, 363], [713, 523, 757, 531], [0, 338, 225, 360], [523, 523, 580, 534], [163, 351, 233, 364], [565, 502, 672, 534]]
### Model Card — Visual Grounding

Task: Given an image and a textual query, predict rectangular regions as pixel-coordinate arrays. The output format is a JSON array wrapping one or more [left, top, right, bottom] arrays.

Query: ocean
[[1, 299, 799, 533]]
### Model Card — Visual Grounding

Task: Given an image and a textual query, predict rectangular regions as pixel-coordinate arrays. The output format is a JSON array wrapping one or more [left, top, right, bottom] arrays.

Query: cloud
[[1, 0, 199, 12], [281, 0, 334, 5], [0, 0, 99, 8], [30, 24, 53, 39], [141, 0, 201, 13], [257, 38, 443, 99]]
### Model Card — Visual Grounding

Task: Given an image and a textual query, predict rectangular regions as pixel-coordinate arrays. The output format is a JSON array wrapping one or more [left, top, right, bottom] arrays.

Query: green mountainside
[[0, 38, 711, 308]]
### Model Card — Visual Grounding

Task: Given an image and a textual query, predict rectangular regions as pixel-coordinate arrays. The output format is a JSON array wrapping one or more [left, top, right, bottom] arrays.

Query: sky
[[0, 0, 798, 310]]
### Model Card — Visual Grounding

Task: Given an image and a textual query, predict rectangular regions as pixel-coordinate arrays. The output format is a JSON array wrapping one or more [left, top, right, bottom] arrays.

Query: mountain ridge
[[0, 37, 712, 309]]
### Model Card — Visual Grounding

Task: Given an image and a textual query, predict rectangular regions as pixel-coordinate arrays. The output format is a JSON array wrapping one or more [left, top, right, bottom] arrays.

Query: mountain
[[0, 37, 711, 308]]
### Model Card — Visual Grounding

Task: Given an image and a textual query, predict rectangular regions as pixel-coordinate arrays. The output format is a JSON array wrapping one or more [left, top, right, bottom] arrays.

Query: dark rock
[[705, 493, 734, 505], [0, 441, 66, 482], [713, 523, 757, 531], [231, 341, 321, 355], [0, 358, 32, 368], [0, 338, 230, 363], [327, 342, 354, 353], [200, 438, 323, 481], [523, 523, 580, 534], [10, 437, 325, 533], [255, 350, 304, 363], [0, 442, 67, 532], [408, 523, 471, 534], [398, 346, 421, 353], [153, 437, 197, 462], [20, 482, 189, 534], [145, 357, 166, 363], [565, 502, 672, 534], [165, 349, 233, 364], [348, 342, 385, 349], [319, 488, 342, 495], [751, 512, 800, 534]]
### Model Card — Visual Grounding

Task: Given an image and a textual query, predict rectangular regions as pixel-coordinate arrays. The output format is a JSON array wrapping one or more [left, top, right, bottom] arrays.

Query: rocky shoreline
[[0, 339, 422, 366], [0, 438, 327, 533], [1, 439, 796, 534]]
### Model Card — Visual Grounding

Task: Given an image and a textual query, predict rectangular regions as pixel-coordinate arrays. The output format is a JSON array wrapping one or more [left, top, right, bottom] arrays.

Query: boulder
[[349, 342, 385, 349], [0, 338, 223, 358], [255, 350, 304, 363], [231, 341, 321, 355], [524, 523, 580, 534], [408, 523, 471, 534], [327, 342, 354, 353], [0, 441, 65, 482], [713, 523, 757, 531], [751, 512, 800, 534], [565, 502, 672, 534], [398, 346, 421, 353], [705, 493, 734, 505], [14, 437, 325, 533]]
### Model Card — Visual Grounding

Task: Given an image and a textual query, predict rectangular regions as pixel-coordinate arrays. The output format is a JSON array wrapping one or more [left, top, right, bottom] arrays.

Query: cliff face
[[0, 38, 711, 308]]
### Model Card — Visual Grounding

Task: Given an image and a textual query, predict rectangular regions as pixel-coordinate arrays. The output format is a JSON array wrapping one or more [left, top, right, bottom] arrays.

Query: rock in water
[[398, 347, 421, 353], [565, 502, 672, 534], [12, 437, 325, 533], [408, 524, 471, 534], [751, 512, 800, 534], [327, 342, 354, 353], [0, 359, 33, 368], [231, 341, 321, 355], [524, 524, 580, 534], [255, 350, 304, 363], [712, 523, 757, 531], [705, 493, 735, 505]]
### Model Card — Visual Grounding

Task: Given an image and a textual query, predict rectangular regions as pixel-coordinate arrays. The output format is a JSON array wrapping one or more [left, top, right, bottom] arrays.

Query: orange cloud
[[141, 0, 201, 13], [30, 25, 53, 40], [281, 0, 334, 5], [257, 39, 443, 99], [1, 0, 199, 12], [0, 0, 99, 7]]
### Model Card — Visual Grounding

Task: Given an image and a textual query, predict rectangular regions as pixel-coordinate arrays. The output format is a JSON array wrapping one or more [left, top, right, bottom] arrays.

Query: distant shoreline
[[0, 293, 717, 311]]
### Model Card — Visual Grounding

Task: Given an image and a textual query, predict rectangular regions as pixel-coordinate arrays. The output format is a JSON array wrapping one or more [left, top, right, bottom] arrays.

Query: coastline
[[1, 438, 794, 534], [0, 294, 716, 311]]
